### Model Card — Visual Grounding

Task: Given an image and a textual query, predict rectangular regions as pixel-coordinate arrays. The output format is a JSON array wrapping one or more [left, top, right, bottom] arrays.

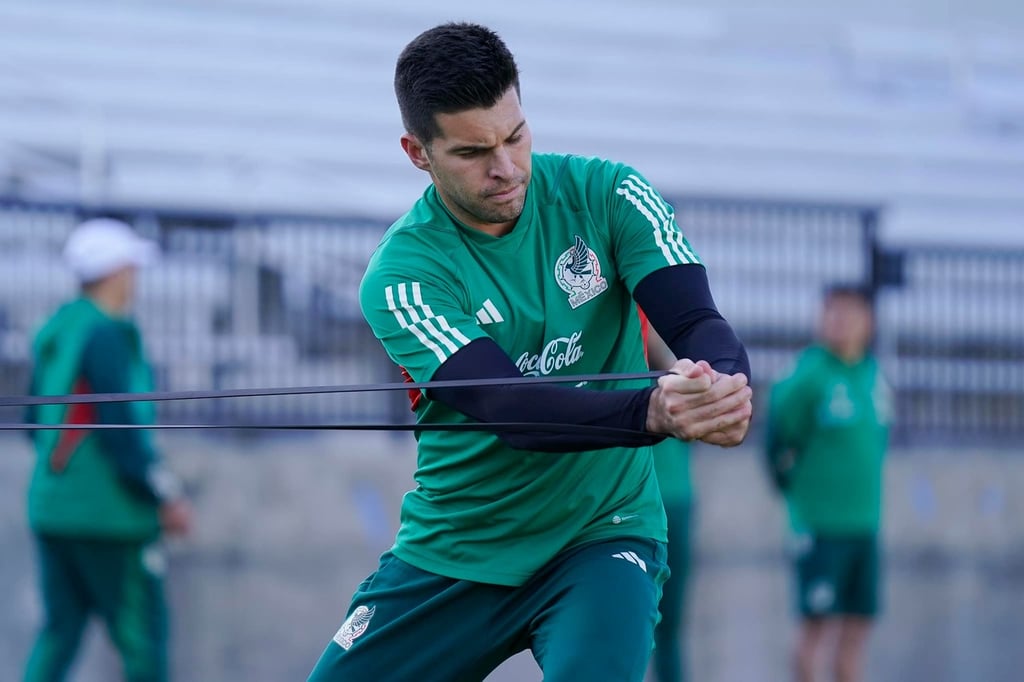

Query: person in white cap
[[24, 218, 191, 682]]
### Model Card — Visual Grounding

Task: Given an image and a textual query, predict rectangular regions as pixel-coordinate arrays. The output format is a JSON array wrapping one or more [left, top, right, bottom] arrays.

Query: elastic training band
[[0, 371, 667, 408], [0, 421, 648, 437]]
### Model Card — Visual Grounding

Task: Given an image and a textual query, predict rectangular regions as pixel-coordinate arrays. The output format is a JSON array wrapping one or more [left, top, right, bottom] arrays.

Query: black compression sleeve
[[633, 264, 751, 379], [430, 338, 666, 452]]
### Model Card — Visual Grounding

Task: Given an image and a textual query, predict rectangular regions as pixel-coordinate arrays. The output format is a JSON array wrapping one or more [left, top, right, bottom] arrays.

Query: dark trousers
[[24, 534, 168, 682], [652, 501, 693, 682]]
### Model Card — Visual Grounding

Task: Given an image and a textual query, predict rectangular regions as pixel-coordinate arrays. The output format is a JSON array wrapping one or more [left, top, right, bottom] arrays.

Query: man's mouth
[[487, 183, 522, 199]]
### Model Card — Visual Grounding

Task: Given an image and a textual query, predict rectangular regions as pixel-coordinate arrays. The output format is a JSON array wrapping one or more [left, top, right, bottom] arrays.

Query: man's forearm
[[430, 338, 665, 452], [634, 264, 751, 379]]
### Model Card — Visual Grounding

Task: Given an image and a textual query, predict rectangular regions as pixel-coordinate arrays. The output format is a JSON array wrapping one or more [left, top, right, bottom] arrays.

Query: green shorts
[[792, 532, 880, 619], [308, 537, 668, 682]]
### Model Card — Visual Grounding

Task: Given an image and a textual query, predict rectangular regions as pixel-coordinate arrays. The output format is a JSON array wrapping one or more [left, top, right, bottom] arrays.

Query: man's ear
[[401, 133, 432, 172]]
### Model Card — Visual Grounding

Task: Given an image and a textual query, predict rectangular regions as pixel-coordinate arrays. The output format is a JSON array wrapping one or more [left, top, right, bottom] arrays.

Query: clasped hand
[[645, 359, 752, 447]]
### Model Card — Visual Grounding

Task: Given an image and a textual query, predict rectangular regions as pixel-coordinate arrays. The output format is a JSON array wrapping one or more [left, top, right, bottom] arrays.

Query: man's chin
[[478, 203, 524, 225]]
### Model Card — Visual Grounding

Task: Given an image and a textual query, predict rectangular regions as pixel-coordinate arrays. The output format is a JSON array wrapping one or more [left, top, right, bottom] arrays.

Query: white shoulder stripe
[[615, 186, 677, 265], [418, 318, 460, 354], [396, 283, 421, 323], [384, 286, 406, 327], [434, 315, 472, 346], [622, 176, 692, 264], [385, 285, 446, 363], [411, 282, 436, 318], [623, 175, 698, 265], [384, 282, 470, 363], [622, 177, 688, 265], [409, 283, 471, 345], [614, 175, 696, 266]]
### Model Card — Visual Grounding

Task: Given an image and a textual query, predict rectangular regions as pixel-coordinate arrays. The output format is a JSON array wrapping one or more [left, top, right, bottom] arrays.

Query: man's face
[[820, 294, 874, 360], [109, 266, 138, 314], [401, 87, 532, 237]]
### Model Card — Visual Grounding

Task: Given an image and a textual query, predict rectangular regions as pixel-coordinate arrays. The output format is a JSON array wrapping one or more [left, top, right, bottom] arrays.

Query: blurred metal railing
[[0, 197, 1020, 444]]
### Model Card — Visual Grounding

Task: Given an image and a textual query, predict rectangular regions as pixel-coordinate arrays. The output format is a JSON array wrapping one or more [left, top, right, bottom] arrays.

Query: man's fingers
[[676, 359, 720, 381], [699, 371, 747, 399], [659, 363, 712, 394], [694, 400, 753, 444], [669, 385, 753, 441], [693, 399, 752, 438], [660, 364, 749, 401], [695, 360, 717, 378], [668, 358, 704, 378], [713, 399, 753, 432], [701, 420, 751, 447], [685, 385, 753, 425], [649, 363, 753, 440]]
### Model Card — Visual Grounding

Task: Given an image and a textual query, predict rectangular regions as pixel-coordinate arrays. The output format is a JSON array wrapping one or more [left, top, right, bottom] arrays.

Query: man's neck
[[84, 289, 125, 317], [829, 344, 866, 365]]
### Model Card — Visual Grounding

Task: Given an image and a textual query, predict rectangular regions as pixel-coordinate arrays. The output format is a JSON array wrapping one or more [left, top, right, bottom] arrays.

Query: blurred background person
[[644, 322, 696, 682], [23, 218, 192, 682], [765, 284, 891, 682]]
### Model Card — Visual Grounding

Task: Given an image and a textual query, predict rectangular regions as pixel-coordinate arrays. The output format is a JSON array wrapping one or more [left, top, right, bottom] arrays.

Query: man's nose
[[489, 146, 515, 179]]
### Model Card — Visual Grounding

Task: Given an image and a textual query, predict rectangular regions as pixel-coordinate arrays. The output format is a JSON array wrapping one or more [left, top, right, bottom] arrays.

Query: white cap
[[63, 218, 159, 283]]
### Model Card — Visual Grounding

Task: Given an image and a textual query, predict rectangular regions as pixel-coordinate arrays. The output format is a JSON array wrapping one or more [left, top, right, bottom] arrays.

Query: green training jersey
[[28, 297, 161, 539], [360, 152, 702, 586], [651, 438, 693, 504], [766, 345, 891, 533]]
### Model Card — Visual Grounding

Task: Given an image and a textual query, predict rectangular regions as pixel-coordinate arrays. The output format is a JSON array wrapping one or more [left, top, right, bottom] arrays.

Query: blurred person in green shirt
[[644, 319, 695, 682], [24, 219, 192, 682], [765, 284, 891, 682]]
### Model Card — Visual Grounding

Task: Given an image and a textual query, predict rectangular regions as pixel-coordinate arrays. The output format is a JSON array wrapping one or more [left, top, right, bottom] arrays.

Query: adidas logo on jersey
[[475, 299, 505, 325]]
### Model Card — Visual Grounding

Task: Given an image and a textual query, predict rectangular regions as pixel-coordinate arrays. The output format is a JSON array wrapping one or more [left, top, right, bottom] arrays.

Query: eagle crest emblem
[[554, 235, 608, 309], [333, 605, 376, 651]]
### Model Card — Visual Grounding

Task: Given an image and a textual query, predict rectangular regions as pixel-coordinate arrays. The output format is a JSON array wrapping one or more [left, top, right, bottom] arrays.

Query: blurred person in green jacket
[[765, 284, 891, 682], [643, 316, 695, 682], [24, 219, 192, 682]]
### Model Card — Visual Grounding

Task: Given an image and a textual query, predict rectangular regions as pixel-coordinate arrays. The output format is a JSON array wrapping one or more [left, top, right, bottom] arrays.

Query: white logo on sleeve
[[554, 235, 608, 309], [333, 605, 376, 650], [474, 299, 505, 325], [612, 551, 648, 573]]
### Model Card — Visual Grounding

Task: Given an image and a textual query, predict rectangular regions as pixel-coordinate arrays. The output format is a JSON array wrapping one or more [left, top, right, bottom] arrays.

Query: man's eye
[[508, 135, 522, 145]]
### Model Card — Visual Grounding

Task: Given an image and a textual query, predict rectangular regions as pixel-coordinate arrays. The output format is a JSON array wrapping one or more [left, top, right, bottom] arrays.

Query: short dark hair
[[394, 22, 521, 145], [824, 282, 873, 305]]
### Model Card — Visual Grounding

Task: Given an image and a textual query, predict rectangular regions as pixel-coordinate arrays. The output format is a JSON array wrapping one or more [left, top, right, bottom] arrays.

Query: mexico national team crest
[[555, 235, 608, 309], [333, 605, 375, 651]]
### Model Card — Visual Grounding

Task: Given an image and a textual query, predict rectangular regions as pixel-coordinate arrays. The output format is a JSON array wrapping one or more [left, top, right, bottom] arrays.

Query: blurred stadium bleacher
[[0, 0, 1022, 219]]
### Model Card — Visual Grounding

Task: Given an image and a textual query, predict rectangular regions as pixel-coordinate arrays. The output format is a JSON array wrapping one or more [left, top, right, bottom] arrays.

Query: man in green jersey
[[309, 23, 752, 682], [24, 218, 192, 682], [765, 285, 891, 682]]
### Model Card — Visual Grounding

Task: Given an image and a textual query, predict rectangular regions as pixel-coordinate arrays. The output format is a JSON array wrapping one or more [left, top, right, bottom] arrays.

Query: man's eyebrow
[[448, 121, 526, 154]]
